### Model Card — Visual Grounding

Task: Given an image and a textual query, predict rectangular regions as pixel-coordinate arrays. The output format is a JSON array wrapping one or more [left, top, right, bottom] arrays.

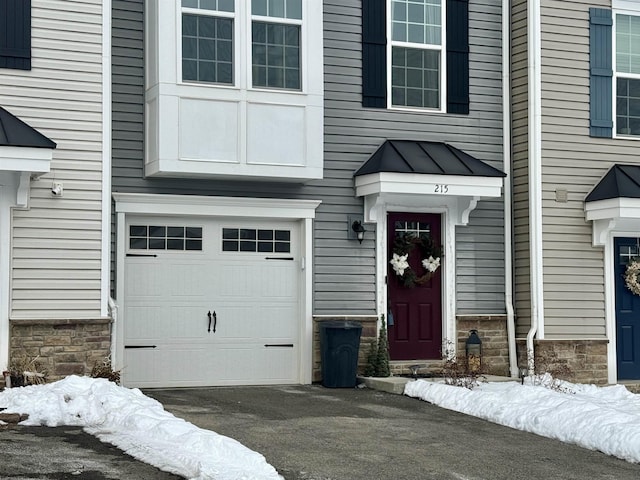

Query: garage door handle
[[265, 344, 294, 348], [265, 257, 294, 261], [125, 345, 157, 349], [208, 310, 217, 333]]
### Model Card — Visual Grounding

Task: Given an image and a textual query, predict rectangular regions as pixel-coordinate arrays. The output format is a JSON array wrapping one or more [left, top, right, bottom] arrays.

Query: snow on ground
[[0, 376, 282, 480], [405, 374, 640, 463]]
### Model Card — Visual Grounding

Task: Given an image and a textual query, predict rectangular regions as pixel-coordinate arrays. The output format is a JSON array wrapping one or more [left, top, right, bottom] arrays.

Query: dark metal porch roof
[[585, 164, 640, 202], [0, 106, 56, 149], [354, 140, 505, 178]]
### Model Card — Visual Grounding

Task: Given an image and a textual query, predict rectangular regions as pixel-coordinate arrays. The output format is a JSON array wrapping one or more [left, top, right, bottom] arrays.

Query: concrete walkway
[[147, 385, 640, 480]]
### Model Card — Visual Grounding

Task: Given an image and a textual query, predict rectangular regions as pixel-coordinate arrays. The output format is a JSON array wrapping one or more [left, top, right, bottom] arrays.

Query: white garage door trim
[[113, 193, 321, 386]]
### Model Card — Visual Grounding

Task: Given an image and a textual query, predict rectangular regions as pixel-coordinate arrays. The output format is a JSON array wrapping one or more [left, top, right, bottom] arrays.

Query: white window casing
[[613, 3, 640, 139], [387, 0, 446, 112]]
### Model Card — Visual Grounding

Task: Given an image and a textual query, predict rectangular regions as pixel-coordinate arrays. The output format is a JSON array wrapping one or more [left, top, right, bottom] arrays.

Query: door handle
[[207, 311, 217, 333]]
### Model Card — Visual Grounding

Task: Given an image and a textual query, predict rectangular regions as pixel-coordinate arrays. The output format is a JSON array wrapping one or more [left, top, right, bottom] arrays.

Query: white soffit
[[0, 146, 52, 175], [113, 192, 322, 219], [355, 172, 503, 198], [355, 173, 503, 226], [585, 197, 640, 246]]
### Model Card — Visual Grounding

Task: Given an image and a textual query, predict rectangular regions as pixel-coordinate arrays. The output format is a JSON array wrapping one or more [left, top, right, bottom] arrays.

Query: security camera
[[51, 183, 63, 197]]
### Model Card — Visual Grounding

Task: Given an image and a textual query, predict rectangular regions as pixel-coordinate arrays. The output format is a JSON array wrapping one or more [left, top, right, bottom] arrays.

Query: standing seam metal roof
[[585, 164, 640, 202], [0, 106, 56, 149], [354, 140, 505, 177]]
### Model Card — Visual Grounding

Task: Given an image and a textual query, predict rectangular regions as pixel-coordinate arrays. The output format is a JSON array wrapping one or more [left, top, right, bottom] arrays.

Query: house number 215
[[434, 184, 449, 193]]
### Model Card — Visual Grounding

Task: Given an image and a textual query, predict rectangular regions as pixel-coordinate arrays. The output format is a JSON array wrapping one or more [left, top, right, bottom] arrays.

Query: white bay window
[[146, 0, 323, 181]]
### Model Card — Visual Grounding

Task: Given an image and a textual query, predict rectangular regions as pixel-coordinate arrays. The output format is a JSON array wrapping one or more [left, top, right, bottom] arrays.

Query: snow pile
[[404, 377, 640, 463], [0, 376, 282, 480]]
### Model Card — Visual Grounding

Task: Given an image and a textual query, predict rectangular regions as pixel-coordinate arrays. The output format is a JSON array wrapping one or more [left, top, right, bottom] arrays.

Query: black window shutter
[[0, 0, 32, 70], [362, 0, 387, 108], [446, 0, 469, 114], [589, 8, 613, 138]]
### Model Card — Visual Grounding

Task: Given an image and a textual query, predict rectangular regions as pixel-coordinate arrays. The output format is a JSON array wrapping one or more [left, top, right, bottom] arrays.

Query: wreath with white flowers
[[389, 233, 442, 288], [625, 259, 640, 296]]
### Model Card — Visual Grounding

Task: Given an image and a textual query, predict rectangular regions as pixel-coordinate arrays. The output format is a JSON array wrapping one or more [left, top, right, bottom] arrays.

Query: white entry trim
[[0, 142, 53, 370], [112, 193, 321, 384], [585, 198, 640, 383], [356, 175, 503, 358]]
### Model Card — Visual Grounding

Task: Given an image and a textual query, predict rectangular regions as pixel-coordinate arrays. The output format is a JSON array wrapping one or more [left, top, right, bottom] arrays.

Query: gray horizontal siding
[[537, 0, 632, 339], [112, 0, 506, 316], [511, 0, 531, 336]]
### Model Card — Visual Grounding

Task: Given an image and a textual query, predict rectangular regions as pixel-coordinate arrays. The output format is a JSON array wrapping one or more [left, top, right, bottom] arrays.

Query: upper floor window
[[182, 0, 234, 84], [181, 0, 302, 91], [362, 0, 469, 114], [615, 14, 640, 137], [252, 0, 302, 90], [390, 0, 443, 109]]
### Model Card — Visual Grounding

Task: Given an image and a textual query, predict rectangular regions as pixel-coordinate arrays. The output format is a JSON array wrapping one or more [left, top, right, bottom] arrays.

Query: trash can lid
[[319, 321, 362, 330]]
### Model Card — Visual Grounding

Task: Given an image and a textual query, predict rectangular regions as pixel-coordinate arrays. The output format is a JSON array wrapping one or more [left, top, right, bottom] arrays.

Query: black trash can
[[319, 321, 363, 388]]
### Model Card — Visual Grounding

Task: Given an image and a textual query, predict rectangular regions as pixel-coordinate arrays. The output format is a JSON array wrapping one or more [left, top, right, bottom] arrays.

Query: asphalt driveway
[[146, 384, 640, 480], [2, 384, 640, 479]]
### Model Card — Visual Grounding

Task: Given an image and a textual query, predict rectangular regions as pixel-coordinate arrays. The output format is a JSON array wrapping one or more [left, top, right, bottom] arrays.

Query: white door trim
[[0, 180, 11, 372], [112, 193, 321, 384], [357, 175, 503, 357]]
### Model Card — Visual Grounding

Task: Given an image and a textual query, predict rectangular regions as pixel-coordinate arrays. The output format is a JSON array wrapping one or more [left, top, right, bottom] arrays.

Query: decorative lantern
[[465, 330, 482, 373]]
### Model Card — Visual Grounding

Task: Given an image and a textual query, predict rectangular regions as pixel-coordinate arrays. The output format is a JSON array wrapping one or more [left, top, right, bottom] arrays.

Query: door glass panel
[[394, 220, 431, 237], [619, 243, 640, 265]]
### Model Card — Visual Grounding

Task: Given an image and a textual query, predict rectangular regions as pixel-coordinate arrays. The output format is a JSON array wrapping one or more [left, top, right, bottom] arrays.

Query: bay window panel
[[183, 0, 234, 12], [182, 13, 233, 84], [252, 21, 301, 89], [252, 0, 302, 19]]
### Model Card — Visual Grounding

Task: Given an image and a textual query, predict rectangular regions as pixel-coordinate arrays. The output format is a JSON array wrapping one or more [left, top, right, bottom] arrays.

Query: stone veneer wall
[[516, 339, 609, 385], [10, 319, 111, 382], [312, 316, 378, 383], [456, 315, 510, 376]]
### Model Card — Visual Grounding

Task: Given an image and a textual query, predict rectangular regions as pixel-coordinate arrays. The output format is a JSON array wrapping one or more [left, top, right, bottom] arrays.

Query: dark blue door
[[615, 237, 640, 380]]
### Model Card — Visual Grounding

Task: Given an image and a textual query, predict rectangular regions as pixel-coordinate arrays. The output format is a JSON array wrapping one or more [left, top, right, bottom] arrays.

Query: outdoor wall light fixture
[[351, 220, 366, 244]]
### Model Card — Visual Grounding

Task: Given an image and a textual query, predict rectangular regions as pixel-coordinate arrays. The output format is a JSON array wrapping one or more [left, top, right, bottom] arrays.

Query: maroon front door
[[387, 213, 442, 360]]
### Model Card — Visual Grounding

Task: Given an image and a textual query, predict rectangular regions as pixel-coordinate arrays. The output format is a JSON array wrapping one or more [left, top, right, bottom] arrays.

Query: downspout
[[101, 0, 112, 318], [102, 0, 114, 362], [526, 0, 543, 373], [503, 0, 518, 378], [108, 297, 118, 364]]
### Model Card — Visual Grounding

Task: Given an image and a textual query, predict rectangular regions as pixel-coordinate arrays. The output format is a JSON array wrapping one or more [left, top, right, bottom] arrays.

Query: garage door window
[[222, 228, 290, 252], [129, 225, 203, 251]]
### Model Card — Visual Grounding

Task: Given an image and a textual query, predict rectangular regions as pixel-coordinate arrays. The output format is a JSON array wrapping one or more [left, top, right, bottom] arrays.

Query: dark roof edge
[[0, 106, 57, 149]]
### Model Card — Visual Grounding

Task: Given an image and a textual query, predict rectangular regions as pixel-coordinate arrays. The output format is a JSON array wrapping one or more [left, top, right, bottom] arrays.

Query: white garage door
[[122, 217, 301, 388]]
